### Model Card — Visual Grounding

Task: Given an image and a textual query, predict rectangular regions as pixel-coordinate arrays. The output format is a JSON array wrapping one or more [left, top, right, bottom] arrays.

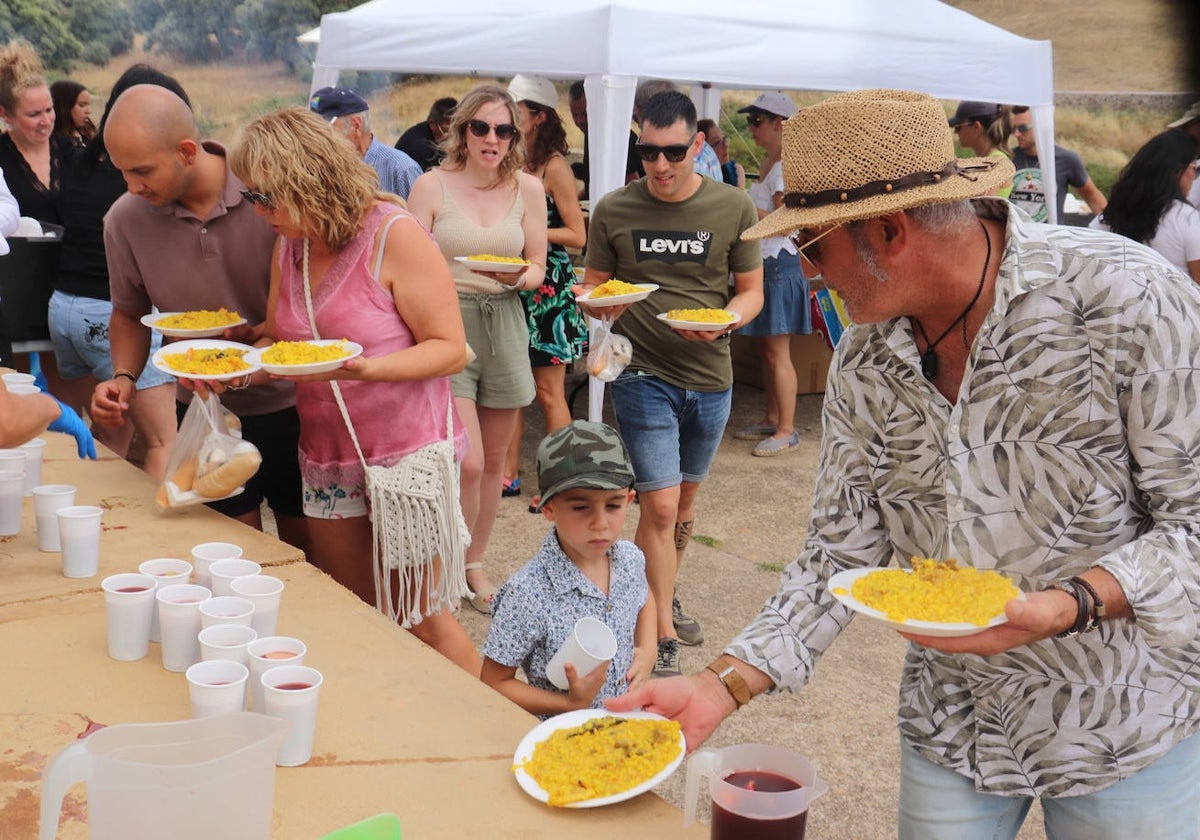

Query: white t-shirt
[[749, 161, 796, 259], [1090, 200, 1200, 273], [1188, 161, 1200, 209]]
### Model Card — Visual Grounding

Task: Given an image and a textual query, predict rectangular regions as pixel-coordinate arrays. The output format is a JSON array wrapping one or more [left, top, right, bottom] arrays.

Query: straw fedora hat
[[743, 89, 1014, 240]]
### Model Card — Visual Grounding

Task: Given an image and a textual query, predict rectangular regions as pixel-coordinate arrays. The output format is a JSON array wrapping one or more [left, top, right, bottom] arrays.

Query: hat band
[[782, 159, 1002, 210]]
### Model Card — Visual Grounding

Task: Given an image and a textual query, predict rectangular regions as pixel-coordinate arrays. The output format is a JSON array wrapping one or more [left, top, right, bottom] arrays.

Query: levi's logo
[[633, 229, 712, 264]]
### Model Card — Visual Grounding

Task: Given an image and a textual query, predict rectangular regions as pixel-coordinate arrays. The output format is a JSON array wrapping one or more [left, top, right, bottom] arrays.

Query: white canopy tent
[[309, 0, 1054, 416]]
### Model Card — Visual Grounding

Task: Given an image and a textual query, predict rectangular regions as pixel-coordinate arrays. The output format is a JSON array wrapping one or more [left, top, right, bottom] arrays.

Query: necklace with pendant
[[912, 218, 991, 380]]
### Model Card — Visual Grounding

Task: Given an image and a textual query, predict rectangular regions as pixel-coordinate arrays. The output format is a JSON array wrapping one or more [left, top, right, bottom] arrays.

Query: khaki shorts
[[452, 293, 535, 409]]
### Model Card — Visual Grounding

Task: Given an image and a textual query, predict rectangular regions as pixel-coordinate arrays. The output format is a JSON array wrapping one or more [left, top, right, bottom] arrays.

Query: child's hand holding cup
[[546, 617, 617, 691]]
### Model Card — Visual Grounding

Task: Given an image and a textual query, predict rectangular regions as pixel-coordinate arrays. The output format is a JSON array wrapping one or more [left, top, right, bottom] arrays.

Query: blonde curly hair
[[0, 40, 47, 114], [229, 107, 389, 252], [439, 84, 524, 187]]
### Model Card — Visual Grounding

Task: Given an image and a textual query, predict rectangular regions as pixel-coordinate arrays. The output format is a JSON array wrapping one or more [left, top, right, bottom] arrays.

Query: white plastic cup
[[5, 383, 39, 395], [261, 665, 323, 766], [138, 558, 193, 643], [230, 575, 284, 637], [156, 583, 212, 672], [208, 558, 261, 597], [100, 573, 157, 661], [0, 469, 24, 536], [190, 542, 242, 590], [57, 505, 104, 577], [199, 595, 255, 630], [18, 438, 45, 495], [32, 484, 76, 552], [186, 660, 250, 718], [2, 372, 35, 387], [247, 635, 307, 713], [199, 624, 259, 709], [545, 616, 618, 690]]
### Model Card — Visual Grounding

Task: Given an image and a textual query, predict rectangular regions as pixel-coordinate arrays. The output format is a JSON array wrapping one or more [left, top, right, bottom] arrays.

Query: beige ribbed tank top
[[430, 171, 526, 295]]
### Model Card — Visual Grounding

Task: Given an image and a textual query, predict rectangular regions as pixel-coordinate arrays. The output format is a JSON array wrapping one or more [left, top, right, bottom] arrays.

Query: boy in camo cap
[[481, 421, 656, 718]]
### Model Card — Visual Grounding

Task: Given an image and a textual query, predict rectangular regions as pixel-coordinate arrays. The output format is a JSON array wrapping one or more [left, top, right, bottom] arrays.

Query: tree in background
[[0, 0, 82, 69], [66, 0, 136, 66], [236, 0, 319, 72]]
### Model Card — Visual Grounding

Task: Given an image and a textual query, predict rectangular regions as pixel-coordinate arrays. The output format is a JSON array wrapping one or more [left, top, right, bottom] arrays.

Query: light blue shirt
[[363, 137, 421, 201], [483, 529, 648, 719], [693, 142, 723, 181]]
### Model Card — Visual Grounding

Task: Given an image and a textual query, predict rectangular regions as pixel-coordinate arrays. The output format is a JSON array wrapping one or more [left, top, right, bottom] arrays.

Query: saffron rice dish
[[519, 715, 683, 806], [665, 307, 735, 323], [155, 308, 242, 330], [261, 340, 351, 366], [590, 279, 651, 298], [466, 253, 529, 264], [846, 558, 1020, 625], [159, 347, 250, 376]]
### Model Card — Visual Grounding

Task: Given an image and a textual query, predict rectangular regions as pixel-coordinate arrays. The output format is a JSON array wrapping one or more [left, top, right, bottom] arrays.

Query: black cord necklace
[[912, 219, 992, 380]]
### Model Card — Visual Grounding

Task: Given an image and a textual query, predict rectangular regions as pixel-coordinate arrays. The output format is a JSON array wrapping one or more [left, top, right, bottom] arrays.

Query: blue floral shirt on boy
[[483, 529, 648, 719]]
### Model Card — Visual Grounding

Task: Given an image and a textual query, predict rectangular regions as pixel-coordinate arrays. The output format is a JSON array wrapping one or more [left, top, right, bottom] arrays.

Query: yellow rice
[[160, 347, 250, 375], [846, 558, 1019, 625], [467, 253, 528, 264], [520, 716, 682, 806], [590, 279, 650, 299], [665, 307, 735, 323], [262, 340, 351, 366], [155, 308, 241, 330]]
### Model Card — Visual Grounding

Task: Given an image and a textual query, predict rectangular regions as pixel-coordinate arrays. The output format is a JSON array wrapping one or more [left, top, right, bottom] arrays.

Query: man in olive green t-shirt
[[579, 91, 763, 678]]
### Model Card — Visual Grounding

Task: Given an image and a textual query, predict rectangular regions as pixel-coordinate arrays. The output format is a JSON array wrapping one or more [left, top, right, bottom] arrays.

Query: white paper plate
[[244, 340, 364, 376], [151, 339, 260, 381], [454, 256, 529, 274], [577, 283, 659, 307], [141, 311, 248, 338], [828, 567, 1020, 637], [513, 709, 686, 808], [655, 310, 739, 332]]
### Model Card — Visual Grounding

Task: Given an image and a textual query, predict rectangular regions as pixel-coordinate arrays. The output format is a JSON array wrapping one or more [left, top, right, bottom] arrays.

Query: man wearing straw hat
[[613, 89, 1200, 838]]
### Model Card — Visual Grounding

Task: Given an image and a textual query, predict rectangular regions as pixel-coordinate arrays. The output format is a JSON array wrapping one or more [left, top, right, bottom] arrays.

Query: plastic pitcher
[[683, 744, 828, 839], [39, 712, 289, 840]]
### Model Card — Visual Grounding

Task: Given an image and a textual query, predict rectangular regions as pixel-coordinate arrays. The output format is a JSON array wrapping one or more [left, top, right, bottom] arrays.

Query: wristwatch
[[705, 655, 751, 709]]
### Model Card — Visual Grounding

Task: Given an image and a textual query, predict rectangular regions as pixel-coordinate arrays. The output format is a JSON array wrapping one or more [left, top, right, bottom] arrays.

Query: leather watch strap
[[705, 655, 751, 709]]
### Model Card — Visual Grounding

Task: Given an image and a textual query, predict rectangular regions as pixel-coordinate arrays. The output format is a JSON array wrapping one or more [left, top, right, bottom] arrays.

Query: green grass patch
[[757, 561, 786, 573], [691, 534, 720, 549]]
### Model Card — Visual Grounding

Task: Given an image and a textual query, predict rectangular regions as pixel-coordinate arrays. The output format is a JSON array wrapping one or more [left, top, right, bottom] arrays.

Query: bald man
[[92, 85, 309, 553]]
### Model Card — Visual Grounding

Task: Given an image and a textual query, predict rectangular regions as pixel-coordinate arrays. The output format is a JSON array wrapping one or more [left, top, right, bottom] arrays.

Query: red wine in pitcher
[[711, 770, 807, 840]]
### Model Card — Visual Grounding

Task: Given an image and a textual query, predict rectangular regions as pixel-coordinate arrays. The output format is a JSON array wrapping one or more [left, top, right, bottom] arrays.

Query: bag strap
[[300, 218, 454, 472]]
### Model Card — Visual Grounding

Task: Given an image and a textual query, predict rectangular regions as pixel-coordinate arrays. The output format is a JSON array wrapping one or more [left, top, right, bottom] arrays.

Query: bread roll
[[194, 441, 261, 498]]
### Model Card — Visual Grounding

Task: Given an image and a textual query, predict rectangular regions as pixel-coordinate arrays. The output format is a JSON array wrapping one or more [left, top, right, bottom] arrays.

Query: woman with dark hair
[[50, 80, 94, 146], [407, 83, 547, 614], [47, 65, 188, 478], [499, 74, 587, 506], [948, 100, 1013, 197], [1091, 129, 1200, 283]]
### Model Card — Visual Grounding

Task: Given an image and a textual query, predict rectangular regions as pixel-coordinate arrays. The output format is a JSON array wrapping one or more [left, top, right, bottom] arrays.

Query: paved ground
[[457, 378, 1049, 839]]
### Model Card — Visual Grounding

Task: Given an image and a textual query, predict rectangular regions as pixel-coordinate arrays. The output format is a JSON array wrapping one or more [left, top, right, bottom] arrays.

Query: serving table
[[0, 434, 705, 838]]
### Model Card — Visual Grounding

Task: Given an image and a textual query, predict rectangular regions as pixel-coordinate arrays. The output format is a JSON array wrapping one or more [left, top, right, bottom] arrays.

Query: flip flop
[[501, 476, 521, 497]]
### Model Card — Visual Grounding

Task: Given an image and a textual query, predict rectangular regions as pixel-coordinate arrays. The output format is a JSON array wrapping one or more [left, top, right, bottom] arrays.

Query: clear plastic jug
[[39, 712, 289, 840], [683, 743, 828, 840]]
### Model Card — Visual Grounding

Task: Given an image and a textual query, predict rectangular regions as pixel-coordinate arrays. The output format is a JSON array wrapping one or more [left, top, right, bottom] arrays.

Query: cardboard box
[[731, 332, 833, 396]]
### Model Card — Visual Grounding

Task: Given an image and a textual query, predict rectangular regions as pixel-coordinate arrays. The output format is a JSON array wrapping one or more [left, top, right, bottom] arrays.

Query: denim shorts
[[48, 291, 173, 387], [737, 253, 812, 338], [608, 370, 732, 492]]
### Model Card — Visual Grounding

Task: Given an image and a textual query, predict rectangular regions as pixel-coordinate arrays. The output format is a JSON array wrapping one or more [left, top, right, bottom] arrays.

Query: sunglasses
[[1013, 124, 1034, 134], [634, 136, 695, 164], [466, 119, 517, 141], [789, 221, 846, 266], [240, 188, 274, 210]]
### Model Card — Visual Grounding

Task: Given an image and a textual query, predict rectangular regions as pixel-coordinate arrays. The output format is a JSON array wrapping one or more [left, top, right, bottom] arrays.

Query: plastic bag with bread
[[156, 392, 261, 510], [586, 317, 632, 382]]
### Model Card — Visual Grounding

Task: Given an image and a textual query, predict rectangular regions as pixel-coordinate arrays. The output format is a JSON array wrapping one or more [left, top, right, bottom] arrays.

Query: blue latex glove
[[32, 366, 48, 393], [48, 399, 97, 459]]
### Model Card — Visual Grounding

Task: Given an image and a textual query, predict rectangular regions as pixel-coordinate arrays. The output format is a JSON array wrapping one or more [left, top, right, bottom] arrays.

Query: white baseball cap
[[507, 74, 558, 110], [738, 91, 797, 120]]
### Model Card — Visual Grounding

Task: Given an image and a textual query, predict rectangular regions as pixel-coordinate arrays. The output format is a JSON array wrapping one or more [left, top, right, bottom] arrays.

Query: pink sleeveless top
[[274, 203, 467, 490]]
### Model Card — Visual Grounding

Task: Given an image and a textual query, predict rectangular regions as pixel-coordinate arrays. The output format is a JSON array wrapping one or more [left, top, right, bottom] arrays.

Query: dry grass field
[[65, 0, 1196, 196]]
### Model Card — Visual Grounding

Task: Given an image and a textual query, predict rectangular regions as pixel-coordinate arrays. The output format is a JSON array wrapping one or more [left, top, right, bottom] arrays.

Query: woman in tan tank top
[[408, 85, 548, 615]]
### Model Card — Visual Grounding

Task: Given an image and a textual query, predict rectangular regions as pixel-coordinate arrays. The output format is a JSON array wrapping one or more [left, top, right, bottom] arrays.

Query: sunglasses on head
[[467, 119, 517, 141], [1013, 124, 1034, 134], [634, 138, 694, 164], [240, 188, 274, 209]]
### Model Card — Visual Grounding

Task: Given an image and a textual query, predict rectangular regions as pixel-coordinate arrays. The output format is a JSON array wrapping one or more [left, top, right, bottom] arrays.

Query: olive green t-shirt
[[586, 178, 761, 391]]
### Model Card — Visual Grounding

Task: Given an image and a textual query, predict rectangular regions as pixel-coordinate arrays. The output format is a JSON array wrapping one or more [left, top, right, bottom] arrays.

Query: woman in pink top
[[228, 108, 478, 675]]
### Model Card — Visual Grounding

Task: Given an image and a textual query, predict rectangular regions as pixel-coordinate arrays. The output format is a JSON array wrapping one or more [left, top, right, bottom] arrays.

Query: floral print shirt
[[727, 199, 1200, 798], [483, 529, 648, 719]]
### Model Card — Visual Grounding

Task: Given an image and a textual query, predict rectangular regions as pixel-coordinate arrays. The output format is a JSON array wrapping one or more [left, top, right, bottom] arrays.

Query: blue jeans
[[608, 370, 731, 492], [898, 735, 1200, 840]]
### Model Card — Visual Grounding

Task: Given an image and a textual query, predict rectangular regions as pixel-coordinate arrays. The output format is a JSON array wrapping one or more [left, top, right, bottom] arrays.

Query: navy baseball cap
[[309, 87, 368, 119]]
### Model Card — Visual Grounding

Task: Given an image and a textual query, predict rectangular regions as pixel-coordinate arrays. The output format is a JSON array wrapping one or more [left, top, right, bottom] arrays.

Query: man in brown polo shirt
[[91, 84, 308, 553]]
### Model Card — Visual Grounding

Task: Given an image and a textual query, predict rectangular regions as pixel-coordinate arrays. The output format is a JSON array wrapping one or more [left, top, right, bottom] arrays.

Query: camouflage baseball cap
[[535, 421, 635, 511]]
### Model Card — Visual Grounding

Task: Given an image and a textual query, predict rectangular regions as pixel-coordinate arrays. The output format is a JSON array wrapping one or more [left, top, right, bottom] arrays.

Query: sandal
[[527, 495, 542, 514], [501, 476, 521, 497], [463, 562, 497, 615]]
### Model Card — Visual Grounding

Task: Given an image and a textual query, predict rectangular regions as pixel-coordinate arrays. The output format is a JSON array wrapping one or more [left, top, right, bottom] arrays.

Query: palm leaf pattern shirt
[[726, 198, 1200, 798]]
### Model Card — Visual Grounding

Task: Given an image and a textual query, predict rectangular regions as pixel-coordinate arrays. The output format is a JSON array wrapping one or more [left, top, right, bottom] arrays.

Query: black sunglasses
[[240, 188, 274, 209], [467, 119, 517, 141], [1013, 124, 1034, 134], [746, 113, 769, 128], [634, 137, 694, 164]]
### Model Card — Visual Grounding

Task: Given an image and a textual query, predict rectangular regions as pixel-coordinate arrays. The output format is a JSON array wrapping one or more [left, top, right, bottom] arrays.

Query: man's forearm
[[108, 308, 153, 377]]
